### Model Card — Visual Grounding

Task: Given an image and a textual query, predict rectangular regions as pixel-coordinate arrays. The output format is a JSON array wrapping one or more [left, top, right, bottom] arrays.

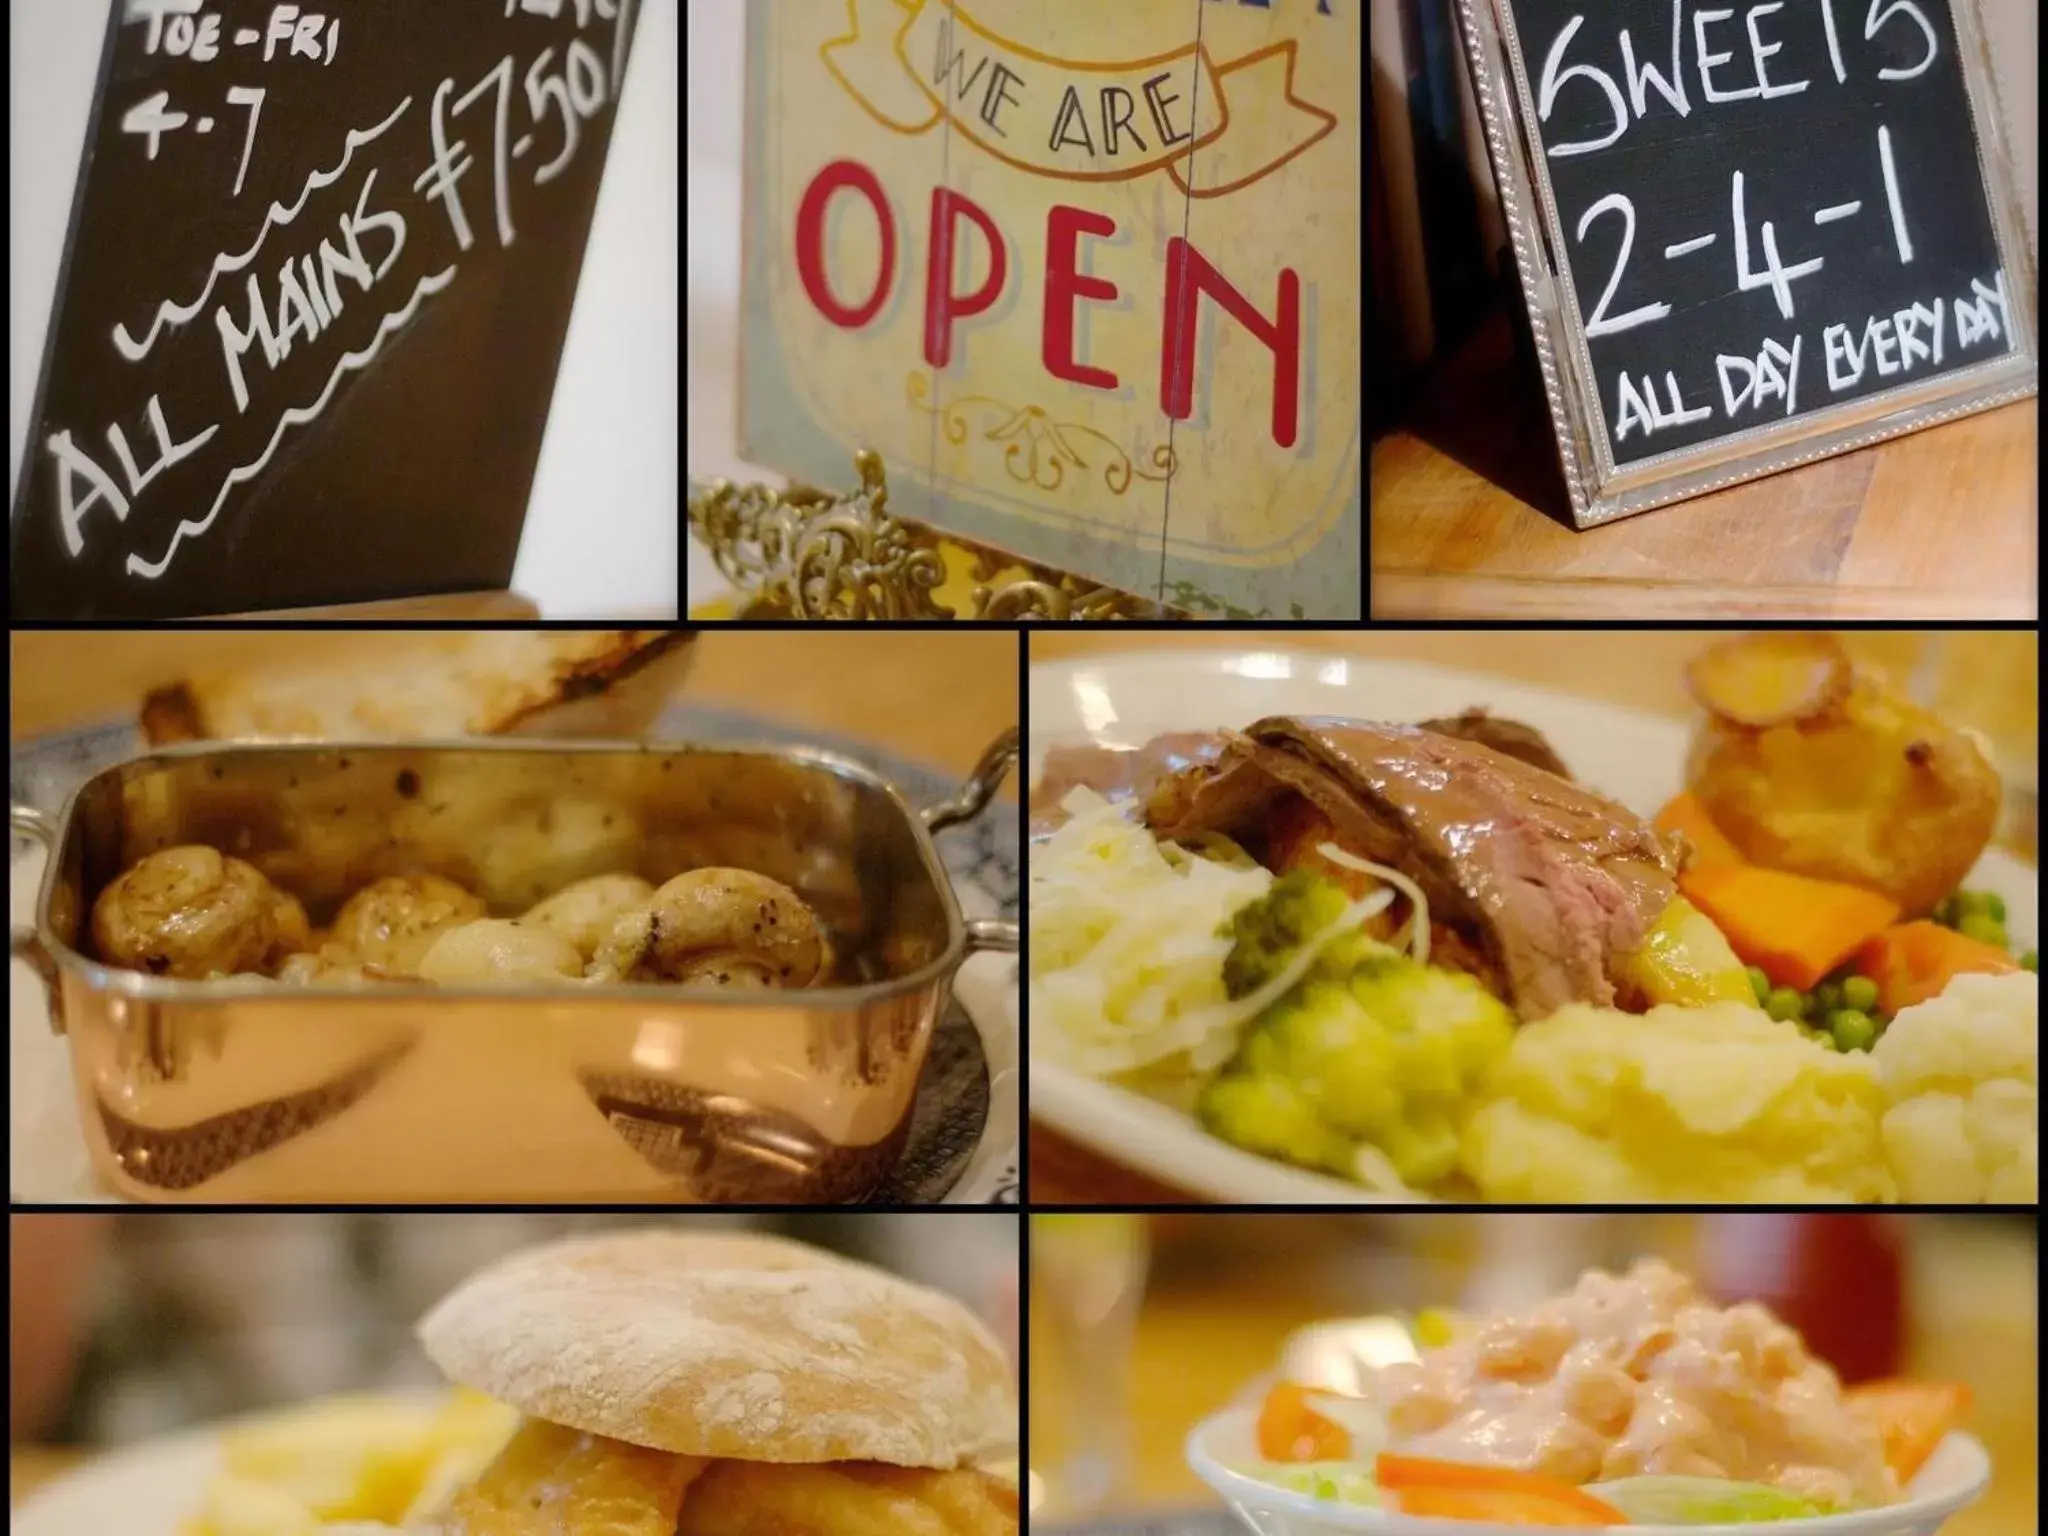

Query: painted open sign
[[735, 0, 1362, 620]]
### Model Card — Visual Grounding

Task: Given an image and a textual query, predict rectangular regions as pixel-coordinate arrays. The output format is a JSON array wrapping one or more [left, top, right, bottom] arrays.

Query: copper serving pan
[[11, 730, 1018, 1204]]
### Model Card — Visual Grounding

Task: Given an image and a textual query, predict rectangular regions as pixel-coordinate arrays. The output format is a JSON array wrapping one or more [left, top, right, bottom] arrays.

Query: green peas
[[1811, 980, 1844, 1017], [1747, 966, 1772, 1005], [1947, 890, 2008, 931], [1840, 974, 1881, 1014], [1828, 1009, 1878, 1052], [1957, 913, 2008, 949], [1765, 987, 1806, 1023]]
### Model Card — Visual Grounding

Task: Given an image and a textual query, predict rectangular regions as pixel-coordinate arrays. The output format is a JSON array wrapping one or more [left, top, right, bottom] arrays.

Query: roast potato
[[1686, 644, 2001, 915]]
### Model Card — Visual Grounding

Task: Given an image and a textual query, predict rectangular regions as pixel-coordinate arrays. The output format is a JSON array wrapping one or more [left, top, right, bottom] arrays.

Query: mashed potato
[[1463, 971, 2038, 1204], [1461, 1001, 1894, 1203], [1871, 971, 2037, 1203]]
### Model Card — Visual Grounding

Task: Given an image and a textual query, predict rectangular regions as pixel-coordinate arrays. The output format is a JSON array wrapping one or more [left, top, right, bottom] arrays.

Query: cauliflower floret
[[1870, 971, 2037, 1203], [1462, 1001, 1894, 1203]]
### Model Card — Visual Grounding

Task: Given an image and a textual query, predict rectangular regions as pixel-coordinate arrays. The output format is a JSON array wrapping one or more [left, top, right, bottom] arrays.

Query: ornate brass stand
[[687, 450, 1176, 620]]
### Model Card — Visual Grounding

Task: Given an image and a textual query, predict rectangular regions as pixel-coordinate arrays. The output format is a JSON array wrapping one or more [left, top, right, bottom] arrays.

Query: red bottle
[[1698, 1214, 1905, 1384]]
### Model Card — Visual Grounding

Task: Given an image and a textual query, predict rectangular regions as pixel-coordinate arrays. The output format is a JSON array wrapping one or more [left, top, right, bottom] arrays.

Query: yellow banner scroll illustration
[[822, 0, 1336, 198]]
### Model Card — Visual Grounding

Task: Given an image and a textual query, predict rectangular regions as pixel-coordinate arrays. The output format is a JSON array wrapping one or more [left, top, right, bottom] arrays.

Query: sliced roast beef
[[1419, 709, 1573, 780], [1144, 716, 1681, 1019], [1030, 733, 1226, 835]]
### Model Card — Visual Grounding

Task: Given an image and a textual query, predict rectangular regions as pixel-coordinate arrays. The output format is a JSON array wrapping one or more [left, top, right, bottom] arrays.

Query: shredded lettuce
[[1031, 790, 1387, 1079], [1588, 1476, 1828, 1524], [1241, 1460, 1382, 1506]]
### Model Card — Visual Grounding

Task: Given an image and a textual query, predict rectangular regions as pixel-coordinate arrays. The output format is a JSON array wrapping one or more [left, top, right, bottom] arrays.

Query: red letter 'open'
[[1161, 237, 1301, 448], [795, 159, 895, 329], [925, 188, 1008, 369]]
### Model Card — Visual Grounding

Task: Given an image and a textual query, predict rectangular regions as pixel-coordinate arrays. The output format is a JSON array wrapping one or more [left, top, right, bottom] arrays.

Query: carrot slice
[[1395, 1486, 1628, 1527], [1855, 923, 2020, 1015], [1653, 793, 1747, 870], [1685, 633, 1851, 727], [1679, 864, 1900, 991], [1257, 1381, 1350, 1464], [1377, 1454, 1627, 1526], [1845, 1380, 1972, 1483]]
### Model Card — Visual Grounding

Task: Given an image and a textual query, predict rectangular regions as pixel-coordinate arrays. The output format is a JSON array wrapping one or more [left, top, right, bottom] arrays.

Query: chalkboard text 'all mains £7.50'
[[11, 1, 640, 620]]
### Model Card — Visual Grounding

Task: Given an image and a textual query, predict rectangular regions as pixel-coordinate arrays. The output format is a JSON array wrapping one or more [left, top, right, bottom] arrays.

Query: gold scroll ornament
[[823, 0, 1336, 199], [686, 451, 1174, 620]]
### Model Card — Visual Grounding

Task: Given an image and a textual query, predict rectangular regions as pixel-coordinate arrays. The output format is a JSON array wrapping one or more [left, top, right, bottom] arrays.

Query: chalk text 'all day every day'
[[1611, 268, 2013, 445]]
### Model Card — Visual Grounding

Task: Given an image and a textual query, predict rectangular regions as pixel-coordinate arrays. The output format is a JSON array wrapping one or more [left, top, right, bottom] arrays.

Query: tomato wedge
[[1256, 1381, 1351, 1463], [1844, 1380, 1972, 1483], [1377, 1454, 1627, 1526]]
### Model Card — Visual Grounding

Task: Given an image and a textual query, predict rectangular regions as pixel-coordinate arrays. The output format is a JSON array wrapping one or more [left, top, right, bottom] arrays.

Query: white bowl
[[1186, 1405, 1990, 1536]]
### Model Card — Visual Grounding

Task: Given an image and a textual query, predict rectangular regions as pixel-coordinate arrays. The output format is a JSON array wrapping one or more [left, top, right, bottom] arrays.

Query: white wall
[[9, 0, 678, 619], [684, 0, 757, 609]]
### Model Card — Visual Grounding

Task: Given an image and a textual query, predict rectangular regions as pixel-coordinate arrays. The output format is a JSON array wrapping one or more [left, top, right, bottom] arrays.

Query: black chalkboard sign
[[1460, 0, 2036, 522], [11, 0, 641, 619]]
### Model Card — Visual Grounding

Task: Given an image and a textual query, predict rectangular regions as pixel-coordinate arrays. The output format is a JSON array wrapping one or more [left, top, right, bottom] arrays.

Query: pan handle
[[10, 803, 64, 1018], [922, 726, 1019, 835], [964, 916, 1020, 955]]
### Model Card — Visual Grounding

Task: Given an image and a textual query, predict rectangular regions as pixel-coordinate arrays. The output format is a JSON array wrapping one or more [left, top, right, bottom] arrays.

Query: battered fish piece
[[436, 1419, 704, 1536], [679, 1460, 1018, 1536]]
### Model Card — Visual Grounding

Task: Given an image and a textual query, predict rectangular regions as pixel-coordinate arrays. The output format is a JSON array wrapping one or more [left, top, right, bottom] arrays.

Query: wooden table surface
[[1027, 629, 2036, 1205], [1371, 317, 2038, 621], [1033, 1216, 2038, 1536], [9, 630, 1019, 795]]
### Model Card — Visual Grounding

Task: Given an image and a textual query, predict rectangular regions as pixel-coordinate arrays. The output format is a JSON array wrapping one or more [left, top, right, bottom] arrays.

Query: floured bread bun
[[416, 1231, 1017, 1471], [140, 630, 694, 743]]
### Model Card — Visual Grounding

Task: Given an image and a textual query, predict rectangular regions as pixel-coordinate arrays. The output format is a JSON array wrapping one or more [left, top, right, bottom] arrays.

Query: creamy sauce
[[1374, 1261, 1896, 1508]]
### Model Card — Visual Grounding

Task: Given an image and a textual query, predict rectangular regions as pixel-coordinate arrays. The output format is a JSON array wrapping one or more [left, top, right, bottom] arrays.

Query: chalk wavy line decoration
[[821, 0, 1336, 198], [111, 97, 415, 363], [125, 264, 458, 579]]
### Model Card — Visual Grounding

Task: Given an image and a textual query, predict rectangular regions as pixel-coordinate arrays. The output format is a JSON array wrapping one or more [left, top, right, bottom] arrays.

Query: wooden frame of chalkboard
[[1453, 0, 2038, 528]]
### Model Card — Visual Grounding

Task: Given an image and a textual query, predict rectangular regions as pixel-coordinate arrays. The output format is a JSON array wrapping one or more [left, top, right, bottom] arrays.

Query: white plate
[[13, 1423, 225, 1536], [1028, 647, 2038, 1205], [1187, 1405, 1990, 1536], [11, 1393, 446, 1536]]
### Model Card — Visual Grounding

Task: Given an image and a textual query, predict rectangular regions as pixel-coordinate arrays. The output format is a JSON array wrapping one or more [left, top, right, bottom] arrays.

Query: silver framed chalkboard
[[1455, 0, 2039, 528]]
